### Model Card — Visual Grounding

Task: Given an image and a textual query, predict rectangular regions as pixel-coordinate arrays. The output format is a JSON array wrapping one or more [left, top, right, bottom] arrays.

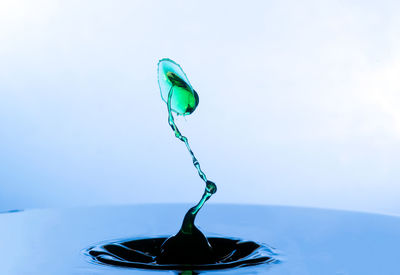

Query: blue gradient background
[[1, 0, 399, 215]]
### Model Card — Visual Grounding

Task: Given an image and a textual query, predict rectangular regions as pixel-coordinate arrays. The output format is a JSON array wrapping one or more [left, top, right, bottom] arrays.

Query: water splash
[[158, 58, 217, 235], [85, 236, 278, 271]]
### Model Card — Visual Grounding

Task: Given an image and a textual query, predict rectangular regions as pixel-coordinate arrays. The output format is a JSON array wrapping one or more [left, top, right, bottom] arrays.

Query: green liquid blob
[[157, 58, 218, 263], [158, 58, 199, 116]]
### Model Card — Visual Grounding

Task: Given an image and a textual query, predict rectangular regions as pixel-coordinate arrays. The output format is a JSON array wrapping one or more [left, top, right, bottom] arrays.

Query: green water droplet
[[158, 58, 199, 115]]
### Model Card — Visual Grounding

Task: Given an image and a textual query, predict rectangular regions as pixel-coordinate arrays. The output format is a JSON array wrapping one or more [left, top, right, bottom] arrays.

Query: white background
[[1, 0, 399, 215]]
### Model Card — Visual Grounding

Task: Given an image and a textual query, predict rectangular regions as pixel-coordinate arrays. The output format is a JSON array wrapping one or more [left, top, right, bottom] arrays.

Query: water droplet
[[158, 58, 199, 115]]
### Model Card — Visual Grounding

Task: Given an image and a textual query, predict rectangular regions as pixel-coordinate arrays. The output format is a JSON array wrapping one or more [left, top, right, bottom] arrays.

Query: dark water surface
[[1, 204, 400, 274], [85, 236, 278, 270]]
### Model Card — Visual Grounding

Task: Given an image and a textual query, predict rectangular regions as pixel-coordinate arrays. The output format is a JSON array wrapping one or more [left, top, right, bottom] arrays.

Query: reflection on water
[[0, 204, 399, 274]]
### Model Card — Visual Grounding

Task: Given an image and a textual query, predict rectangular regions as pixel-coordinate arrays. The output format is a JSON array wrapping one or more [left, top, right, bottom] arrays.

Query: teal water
[[157, 58, 221, 264], [85, 59, 273, 271], [84, 59, 277, 271]]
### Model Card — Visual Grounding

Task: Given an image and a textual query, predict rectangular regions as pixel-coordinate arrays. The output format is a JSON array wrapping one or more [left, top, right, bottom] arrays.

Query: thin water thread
[[166, 86, 217, 234]]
